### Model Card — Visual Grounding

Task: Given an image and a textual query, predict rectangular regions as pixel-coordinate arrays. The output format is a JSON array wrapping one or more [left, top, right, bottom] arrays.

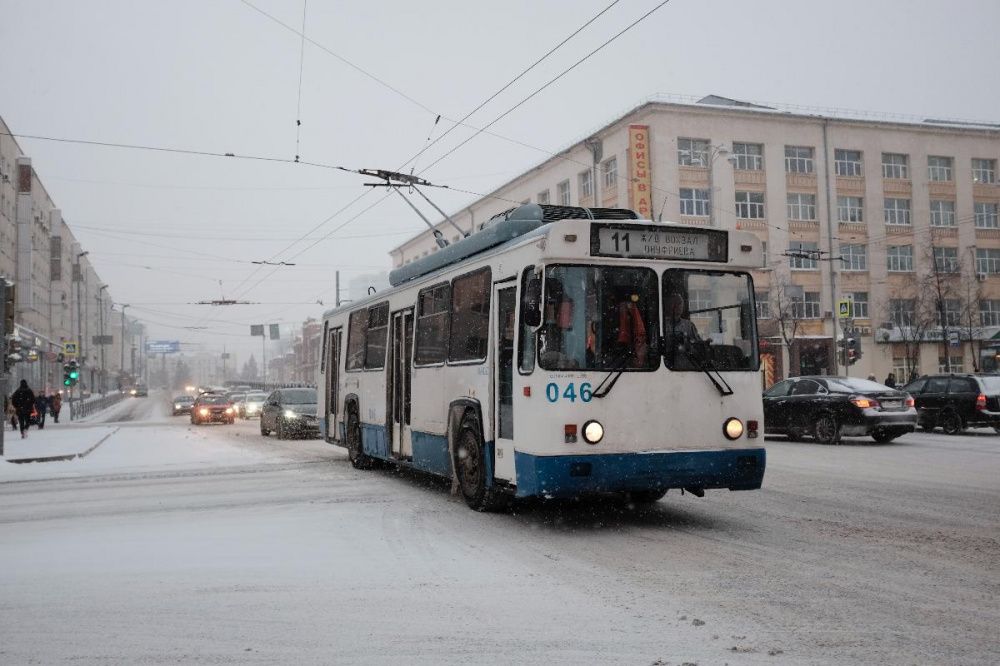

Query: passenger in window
[[538, 279, 579, 368], [614, 290, 649, 368]]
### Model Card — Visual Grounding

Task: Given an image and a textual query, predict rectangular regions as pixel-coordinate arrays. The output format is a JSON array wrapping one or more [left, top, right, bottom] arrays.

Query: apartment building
[[389, 95, 1000, 382], [1, 115, 136, 393]]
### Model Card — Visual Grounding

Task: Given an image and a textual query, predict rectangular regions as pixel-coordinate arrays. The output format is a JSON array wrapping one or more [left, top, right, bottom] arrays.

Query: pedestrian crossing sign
[[837, 299, 852, 319], [63, 341, 78, 356]]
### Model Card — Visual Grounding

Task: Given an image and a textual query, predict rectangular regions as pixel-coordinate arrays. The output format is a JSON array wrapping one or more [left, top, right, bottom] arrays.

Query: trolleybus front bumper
[[513, 448, 765, 499]]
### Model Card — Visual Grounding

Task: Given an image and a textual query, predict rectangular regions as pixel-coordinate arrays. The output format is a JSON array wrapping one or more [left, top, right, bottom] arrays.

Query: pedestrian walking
[[35, 391, 48, 429], [884, 372, 897, 389], [11, 379, 36, 439], [51, 392, 63, 424]]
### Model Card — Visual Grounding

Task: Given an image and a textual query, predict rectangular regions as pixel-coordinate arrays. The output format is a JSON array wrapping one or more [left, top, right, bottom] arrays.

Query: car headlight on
[[130, 389, 137, 395], [199, 408, 209, 416], [174, 403, 182, 409], [225, 407, 233, 414], [723, 417, 744, 440], [582, 420, 604, 445], [284, 409, 298, 419]]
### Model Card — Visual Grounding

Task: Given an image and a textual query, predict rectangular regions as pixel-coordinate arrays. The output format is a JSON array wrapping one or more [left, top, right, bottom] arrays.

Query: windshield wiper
[[674, 343, 734, 397], [592, 350, 633, 399]]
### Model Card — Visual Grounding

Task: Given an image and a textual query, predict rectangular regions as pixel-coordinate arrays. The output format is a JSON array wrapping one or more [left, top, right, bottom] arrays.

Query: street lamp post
[[98, 284, 108, 393], [74, 251, 88, 401], [117, 304, 129, 386]]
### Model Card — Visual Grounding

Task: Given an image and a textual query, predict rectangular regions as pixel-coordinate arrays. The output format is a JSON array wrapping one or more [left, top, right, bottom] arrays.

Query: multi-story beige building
[[390, 95, 1000, 383], [1, 115, 138, 394]]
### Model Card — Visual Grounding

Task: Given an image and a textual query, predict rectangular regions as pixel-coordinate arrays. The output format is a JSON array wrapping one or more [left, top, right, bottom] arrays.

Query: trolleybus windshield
[[662, 269, 759, 372], [537, 265, 659, 371]]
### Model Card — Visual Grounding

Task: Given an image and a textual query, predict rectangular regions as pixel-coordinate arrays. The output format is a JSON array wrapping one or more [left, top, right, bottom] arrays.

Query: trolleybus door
[[326, 327, 342, 441], [389, 309, 414, 459], [493, 284, 517, 481]]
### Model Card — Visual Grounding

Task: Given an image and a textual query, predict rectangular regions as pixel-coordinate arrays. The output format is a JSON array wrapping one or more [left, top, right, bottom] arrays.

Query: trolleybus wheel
[[347, 410, 374, 469], [629, 489, 668, 505], [454, 413, 509, 512], [813, 413, 841, 445]]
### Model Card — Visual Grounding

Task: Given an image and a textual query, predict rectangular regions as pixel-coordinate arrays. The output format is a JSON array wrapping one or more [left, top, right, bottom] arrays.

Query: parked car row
[[763, 372, 1000, 444]]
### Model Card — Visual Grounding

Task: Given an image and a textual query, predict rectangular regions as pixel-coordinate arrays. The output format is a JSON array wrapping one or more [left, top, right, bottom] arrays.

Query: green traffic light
[[69, 371, 79, 379], [64, 379, 72, 386]]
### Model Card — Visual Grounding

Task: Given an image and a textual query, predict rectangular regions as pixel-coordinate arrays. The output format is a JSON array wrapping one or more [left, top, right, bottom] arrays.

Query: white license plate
[[881, 400, 901, 409]]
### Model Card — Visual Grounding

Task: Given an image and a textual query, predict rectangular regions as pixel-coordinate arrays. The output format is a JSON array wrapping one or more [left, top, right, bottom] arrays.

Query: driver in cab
[[664, 291, 702, 368]]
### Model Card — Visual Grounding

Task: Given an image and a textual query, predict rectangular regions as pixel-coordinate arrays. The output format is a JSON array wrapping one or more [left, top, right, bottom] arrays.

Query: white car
[[240, 392, 268, 418]]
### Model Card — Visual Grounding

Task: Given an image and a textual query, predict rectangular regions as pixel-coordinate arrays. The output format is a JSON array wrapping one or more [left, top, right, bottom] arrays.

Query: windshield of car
[[826, 378, 894, 393], [281, 389, 317, 404], [173, 395, 194, 403], [536, 265, 659, 371], [227, 393, 246, 402], [662, 269, 758, 371], [199, 395, 228, 405], [246, 392, 267, 402]]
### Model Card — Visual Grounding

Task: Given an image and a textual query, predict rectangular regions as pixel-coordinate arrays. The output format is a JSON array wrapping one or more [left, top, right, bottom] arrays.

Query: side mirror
[[522, 274, 542, 328]]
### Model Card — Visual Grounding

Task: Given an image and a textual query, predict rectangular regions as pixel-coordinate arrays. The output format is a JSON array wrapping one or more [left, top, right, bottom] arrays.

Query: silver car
[[239, 392, 268, 418]]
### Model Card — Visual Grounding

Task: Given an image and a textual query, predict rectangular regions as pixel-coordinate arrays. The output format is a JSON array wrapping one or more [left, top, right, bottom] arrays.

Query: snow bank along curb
[[4, 427, 121, 464]]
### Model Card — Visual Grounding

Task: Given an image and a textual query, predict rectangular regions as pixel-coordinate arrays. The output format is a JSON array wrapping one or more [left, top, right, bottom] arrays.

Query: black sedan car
[[763, 376, 917, 444], [260, 388, 318, 439], [902, 373, 1000, 434]]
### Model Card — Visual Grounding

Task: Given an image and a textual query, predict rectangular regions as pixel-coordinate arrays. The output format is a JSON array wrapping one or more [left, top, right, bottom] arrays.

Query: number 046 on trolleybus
[[317, 204, 765, 511]]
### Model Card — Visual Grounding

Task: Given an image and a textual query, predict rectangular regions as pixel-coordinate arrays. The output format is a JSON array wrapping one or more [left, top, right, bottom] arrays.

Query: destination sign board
[[590, 223, 728, 262], [147, 340, 180, 354]]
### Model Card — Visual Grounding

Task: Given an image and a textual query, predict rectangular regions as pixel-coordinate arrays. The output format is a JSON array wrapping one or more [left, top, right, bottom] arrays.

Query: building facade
[[1, 115, 136, 395], [389, 95, 1000, 383]]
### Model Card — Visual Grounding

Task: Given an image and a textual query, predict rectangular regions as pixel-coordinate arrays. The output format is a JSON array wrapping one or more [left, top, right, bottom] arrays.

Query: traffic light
[[63, 363, 72, 387], [846, 335, 862, 366], [64, 359, 80, 387]]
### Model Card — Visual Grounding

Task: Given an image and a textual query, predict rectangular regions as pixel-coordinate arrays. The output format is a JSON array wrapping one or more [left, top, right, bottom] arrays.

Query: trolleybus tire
[[813, 413, 841, 445], [454, 413, 509, 512], [346, 410, 375, 469], [629, 489, 668, 504]]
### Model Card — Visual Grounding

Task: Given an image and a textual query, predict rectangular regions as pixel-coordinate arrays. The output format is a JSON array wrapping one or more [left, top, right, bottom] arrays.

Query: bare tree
[[880, 280, 936, 381], [920, 239, 964, 372], [957, 251, 984, 371], [770, 273, 802, 351]]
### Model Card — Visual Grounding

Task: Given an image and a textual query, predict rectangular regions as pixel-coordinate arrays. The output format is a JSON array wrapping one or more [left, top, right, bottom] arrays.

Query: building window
[[601, 157, 617, 189], [942, 299, 962, 326], [881, 152, 909, 179], [837, 196, 864, 223], [841, 243, 868, 271], [930, 199, 956, 227], [852, 292, 869, 318], [938, 356, 964, 373], [786, 193, 816, 220], [414, 282, 451, 366], [980, 299, 1000, 326], [537, 190, 550, 204], [579, 170, 594, 199], [557, 180, 570, 205], [933, 246, 959, 273], [835, 149, 863, 176], [789, 241, 819, 270], [755, 291, 770, 319], [689, 288, 713, 312], [448, 268, 491, 362], [972, 158, 997, 184], [883, 198, 911, 226], [732, 142, 763, 170], [679, 188, 710, 217], [791, 291, 821, 319], [785, 146, 814, 173], [890, 299, 916, 327], [678, 137, 710, 166], [892, 356, 912, 379], [887, 245, 914, 272], [975, 202, 999, 229], [761, 241, 768, 267], [928, 155, 953, 181], [735, 191, 765, 219], [976, 248, 1000, 275]]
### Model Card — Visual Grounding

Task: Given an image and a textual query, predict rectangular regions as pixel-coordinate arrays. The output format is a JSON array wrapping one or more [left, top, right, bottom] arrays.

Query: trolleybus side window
[[519, 266, 539, 374], [320, 321, 329, 373], [538, 265, 659, 371], [365, 301, 390, 369], [346, 309, 367, 371], [449, 267, 492, 363], [662, 269, 759, 372], [414, 282, 450, 366]]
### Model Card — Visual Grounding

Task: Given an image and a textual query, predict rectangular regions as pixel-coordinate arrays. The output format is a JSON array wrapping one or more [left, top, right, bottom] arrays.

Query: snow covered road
[[1, 395, 998, 664]]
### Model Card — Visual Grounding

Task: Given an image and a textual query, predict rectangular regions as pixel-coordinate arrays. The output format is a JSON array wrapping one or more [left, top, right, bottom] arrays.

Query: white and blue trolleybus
[[317, 204, 766, 510]]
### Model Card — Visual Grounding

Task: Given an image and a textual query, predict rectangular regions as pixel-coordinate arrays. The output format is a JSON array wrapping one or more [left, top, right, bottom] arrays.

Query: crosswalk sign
[[837, 299, 852, 319], [63, 341, 79, 356]]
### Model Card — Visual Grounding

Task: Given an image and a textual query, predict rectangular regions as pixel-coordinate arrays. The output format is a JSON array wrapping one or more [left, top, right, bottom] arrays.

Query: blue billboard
[[146, 340, 181, 354]]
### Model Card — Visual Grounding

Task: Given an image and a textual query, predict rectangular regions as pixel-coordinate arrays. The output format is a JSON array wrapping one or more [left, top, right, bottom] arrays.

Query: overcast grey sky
[[2, 0, 998, 366]]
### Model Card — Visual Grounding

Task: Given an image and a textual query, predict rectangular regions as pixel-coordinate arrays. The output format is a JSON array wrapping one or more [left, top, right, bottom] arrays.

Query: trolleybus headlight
[[582, 420, 604, 445], [723, 417, 744, 440]]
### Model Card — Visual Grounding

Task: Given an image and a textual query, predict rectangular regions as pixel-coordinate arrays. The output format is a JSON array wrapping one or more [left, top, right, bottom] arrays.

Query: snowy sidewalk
[[1, 425, 118, 464]]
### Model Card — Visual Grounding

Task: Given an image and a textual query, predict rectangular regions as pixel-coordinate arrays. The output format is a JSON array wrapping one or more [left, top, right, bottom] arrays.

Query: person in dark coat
[[35, 391, 48, 429], [884, 373, 897, 388], [51, 392, 63, 423], [11, 380, 36, 439]]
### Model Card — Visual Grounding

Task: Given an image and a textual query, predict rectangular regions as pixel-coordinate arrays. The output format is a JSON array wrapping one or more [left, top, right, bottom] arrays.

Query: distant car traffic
[[225, 392, 246, 415], [902, 373, 1000, 434], [131, 384, 148, 397], [171, 395, 195, 416], [763, 376, 917, 444], [191, 394, 235, 425], [239, 391, 268, 418], [260, 388, 318, 439]]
